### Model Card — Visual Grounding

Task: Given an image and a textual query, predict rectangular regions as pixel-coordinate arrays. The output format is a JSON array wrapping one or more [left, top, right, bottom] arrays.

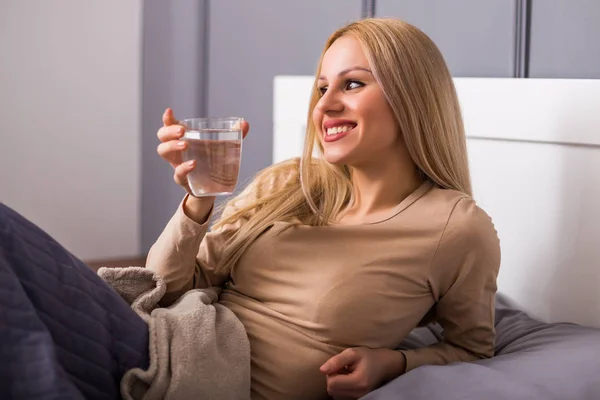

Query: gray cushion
[[362, 294, 600, 400]]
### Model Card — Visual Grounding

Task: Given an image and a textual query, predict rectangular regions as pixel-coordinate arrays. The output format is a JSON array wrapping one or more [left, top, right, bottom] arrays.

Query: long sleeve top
[[145, 168, 501, 400]]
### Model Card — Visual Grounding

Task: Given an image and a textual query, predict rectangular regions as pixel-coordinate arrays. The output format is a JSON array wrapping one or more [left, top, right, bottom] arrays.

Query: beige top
[[146, 168, 501, 400]]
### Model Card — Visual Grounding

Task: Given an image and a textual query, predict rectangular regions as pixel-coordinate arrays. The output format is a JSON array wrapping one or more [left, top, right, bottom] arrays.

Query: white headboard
[[273, 76, 600, 329]]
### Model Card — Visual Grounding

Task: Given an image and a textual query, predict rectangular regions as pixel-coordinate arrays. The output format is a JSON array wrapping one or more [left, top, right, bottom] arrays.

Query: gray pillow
[[362, 294, 600, 400]]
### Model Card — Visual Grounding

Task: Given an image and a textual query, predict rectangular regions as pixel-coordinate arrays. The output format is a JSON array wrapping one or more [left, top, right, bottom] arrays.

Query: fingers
[[162, 108, 179, 126], [173, 160, 195, 187], [157, 139, 187, 163], [157, 124, 185, 142], [327, 370, 366, 392], [320, 349, 361, 375], [326, 365, 369, 400]]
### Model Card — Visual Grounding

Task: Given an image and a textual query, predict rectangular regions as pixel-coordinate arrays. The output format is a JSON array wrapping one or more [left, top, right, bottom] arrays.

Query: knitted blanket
[[98, 266, 251, 400]]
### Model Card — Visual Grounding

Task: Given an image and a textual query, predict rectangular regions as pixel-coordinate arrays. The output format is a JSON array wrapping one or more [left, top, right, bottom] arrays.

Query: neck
[[343, 152, 423, 221]]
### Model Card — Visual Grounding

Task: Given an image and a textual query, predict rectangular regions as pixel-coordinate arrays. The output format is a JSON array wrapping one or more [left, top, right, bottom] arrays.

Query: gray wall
[[376, 0, 517, 77], [528, 0, 600, 78], [141, 0, 600, 253]]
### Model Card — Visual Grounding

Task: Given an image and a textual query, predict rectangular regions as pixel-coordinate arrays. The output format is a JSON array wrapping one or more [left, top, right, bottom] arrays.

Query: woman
[[0, 18, 499, 400], [150, 17, 500, 400]]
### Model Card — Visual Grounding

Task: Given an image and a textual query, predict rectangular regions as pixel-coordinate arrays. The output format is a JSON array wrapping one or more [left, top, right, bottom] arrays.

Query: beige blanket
[[98, 266, 251, 400]]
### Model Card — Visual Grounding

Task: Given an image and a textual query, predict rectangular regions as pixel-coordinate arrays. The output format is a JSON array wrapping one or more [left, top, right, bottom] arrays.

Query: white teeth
[[326, 125, 354, 135]]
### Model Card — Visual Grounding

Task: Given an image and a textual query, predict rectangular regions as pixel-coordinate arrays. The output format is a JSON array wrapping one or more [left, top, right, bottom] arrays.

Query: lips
[[323, 119, 357, 141]]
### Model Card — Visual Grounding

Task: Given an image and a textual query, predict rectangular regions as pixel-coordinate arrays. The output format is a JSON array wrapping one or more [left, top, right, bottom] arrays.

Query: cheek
[[357, 97, 398, 143]]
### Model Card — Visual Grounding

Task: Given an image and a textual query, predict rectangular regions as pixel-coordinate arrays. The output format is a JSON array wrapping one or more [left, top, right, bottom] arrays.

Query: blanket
[[98, 266, 251, 400], [0, 203, 149, 400]]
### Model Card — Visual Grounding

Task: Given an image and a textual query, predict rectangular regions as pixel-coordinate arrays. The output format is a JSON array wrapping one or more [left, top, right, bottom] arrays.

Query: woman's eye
[[346, 80, 364, 90], [317, 80, 363, 96]]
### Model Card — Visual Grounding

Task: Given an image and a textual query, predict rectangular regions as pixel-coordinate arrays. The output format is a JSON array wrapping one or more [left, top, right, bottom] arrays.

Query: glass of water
[[180, 117, 243, 197]]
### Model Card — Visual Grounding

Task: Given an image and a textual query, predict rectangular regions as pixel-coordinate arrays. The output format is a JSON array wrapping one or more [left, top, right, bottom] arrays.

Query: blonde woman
[[0, 18, 500, 400], [152, 18, 500, 400]]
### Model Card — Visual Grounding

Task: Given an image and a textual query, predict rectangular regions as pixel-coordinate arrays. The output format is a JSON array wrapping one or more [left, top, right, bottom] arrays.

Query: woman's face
[[312, 35, 401, 167]]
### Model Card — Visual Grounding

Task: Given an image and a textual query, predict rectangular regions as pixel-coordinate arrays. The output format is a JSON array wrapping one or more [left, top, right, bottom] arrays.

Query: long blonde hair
[[212, 18, 471, 274]]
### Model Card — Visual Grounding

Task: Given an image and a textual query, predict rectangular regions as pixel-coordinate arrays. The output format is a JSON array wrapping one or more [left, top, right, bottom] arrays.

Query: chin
[[323, 150, 353, 166], [321, 136, 360, 166]]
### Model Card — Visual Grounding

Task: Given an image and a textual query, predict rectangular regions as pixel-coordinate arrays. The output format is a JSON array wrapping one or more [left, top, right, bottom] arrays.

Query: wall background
[[0, 0, 142, 261]]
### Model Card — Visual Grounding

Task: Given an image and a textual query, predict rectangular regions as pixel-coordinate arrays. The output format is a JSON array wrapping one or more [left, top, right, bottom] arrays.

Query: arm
[[144, 194, 231, 305], [399, 197, 501, 373], [145, 160, 300, 305]]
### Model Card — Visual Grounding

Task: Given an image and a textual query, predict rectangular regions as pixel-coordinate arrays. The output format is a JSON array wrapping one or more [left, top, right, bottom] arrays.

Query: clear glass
[[180, 117, 243, 197]]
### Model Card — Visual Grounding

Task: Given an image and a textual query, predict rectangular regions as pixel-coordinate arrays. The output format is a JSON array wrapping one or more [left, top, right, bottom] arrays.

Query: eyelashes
[[317, 80, 365, 96]]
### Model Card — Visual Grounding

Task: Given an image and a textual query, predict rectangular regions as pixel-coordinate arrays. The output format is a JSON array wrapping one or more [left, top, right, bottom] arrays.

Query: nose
[[315, 88, 344, 114]]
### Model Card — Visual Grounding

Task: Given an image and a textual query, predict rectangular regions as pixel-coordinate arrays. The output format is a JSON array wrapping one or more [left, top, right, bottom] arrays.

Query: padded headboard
[[273, 76, 600, 329]]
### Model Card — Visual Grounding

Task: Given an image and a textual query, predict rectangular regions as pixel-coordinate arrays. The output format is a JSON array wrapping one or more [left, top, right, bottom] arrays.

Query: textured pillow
[[362, 294, 600, 400]]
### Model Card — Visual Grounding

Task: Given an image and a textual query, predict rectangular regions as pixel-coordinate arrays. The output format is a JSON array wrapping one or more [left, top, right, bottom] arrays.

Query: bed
[[273, 76, 600, 399]]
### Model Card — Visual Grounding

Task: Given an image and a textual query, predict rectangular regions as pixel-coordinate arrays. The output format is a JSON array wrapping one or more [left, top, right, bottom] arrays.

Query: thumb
[[233, 119, 250, 139], [320, 349, 361, 375], [241, 120, 250, 139], [163, 108, 179, 126]]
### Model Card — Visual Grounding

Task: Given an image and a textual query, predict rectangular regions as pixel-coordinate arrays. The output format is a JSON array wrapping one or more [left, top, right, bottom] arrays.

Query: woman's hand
[[319, 347, 406, 400], [156, 108, 250, 223]]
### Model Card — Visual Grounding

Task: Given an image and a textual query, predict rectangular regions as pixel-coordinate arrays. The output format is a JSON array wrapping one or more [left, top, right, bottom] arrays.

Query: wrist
[[183, 194, 216, 224], [376, 348, 406, 382]]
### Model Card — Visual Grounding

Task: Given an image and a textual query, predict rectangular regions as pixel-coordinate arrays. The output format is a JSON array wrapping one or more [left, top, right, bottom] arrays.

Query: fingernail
[[177, 141, 186, 148], [186, 160, 195, 167]]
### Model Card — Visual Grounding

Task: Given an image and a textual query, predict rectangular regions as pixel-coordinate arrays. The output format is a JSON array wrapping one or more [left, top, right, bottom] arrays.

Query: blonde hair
[[212, 18, 471, 274]]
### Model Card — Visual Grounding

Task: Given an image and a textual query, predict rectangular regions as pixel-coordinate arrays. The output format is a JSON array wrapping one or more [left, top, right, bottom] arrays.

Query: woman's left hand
[[319, 347, 406, 400]]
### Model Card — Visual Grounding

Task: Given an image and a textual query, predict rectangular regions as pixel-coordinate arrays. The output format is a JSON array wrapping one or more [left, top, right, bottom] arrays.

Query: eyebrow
[[318, 66, 372, 80]]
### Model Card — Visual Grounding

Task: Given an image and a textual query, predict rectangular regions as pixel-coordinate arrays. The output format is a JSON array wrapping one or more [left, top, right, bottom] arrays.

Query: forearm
[[399, 339, 492, 373], [146, 196, 213, 294]]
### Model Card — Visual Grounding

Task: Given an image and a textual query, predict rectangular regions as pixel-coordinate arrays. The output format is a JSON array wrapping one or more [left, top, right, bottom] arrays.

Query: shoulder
[[446, 195, 498, 249], [424, 185, 498, 245], [427, 187, 501, 281]]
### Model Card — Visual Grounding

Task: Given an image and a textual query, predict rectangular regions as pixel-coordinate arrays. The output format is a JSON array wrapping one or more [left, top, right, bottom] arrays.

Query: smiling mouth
[[323, 124, 357, 143], [325, 124, 357, 136]]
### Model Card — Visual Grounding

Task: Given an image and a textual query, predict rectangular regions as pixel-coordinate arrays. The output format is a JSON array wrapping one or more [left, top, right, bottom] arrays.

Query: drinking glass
[[180, 117, 243, 197]]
